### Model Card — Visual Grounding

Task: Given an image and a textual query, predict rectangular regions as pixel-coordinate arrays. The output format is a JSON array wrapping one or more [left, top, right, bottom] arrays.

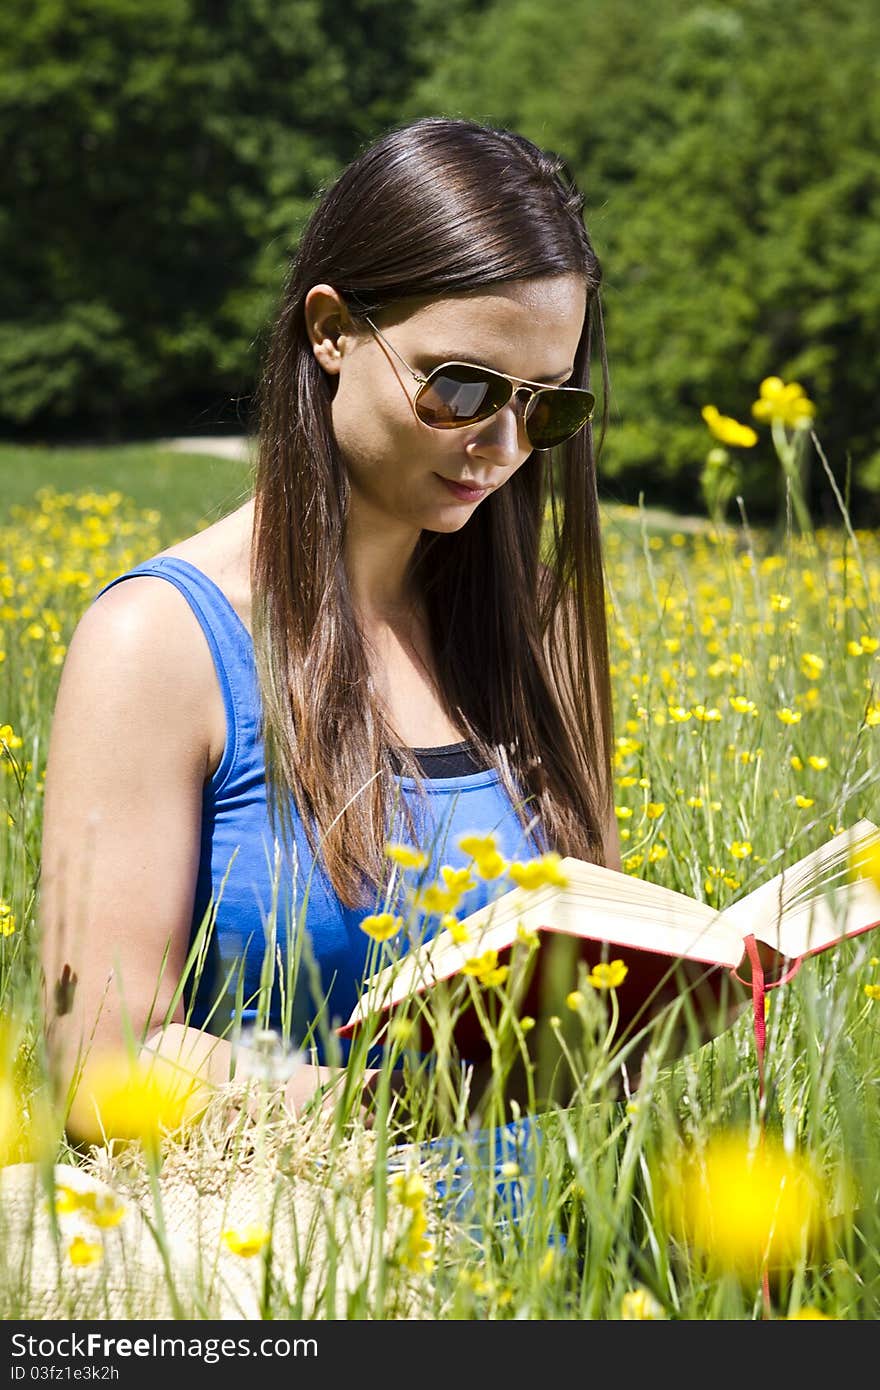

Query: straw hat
[[0, 1089, 437, 1320]]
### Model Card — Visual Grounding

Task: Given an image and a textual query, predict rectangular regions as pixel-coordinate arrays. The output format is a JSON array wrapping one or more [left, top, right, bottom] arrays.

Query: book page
[[346, 857, 745, 1029], [713, 818, 880, 956]]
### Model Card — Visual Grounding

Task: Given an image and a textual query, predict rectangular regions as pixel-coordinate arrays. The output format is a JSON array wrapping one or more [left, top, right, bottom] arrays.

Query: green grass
[[0, 443, 254, 542]]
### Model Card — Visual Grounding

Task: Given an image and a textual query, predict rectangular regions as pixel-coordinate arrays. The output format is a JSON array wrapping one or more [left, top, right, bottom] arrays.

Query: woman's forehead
[[388, 276, 586, 361]]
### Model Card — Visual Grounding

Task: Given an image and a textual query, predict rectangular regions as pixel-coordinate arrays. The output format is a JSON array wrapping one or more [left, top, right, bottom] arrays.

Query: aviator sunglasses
[[358, 312, 595, 451]]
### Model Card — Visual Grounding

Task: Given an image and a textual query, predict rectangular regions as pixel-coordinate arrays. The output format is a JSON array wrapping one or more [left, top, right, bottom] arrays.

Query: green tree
[[405, 0, 880, 524]]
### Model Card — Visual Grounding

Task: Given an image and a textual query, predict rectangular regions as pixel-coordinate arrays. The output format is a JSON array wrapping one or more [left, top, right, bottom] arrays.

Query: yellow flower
[[667, 1131, 821, 1272], [520, 1016, 536, 1033], [751, 377, 816, 429], [648, 844, 668, 862], [849, 837, 880, 891], [587, 960, 628, 990], [67, 1235, 103, 1268], [769, 593, 792, 612], [787, 1308, 833, 1319], [668, 706, 692, 722], [444, 915, 471, 946], [615, 805, 633, 820], [54, 1183, 126, 1229], [499, 1161, 520, 1179], [472, 849, 509, 880], [807, 755, 829, 771], [729, 696, 756, 715], [645, 802, 665, 819], [800, 652, 825, 681], [391, 1171, 429, 1209], [462, 949, 509, 988], [621, 1287, 666, 1320], [866, 705, 880, 727], [858, 635, 879, 653], [729, 840, 753, 859], [414, 883, 461, 914], [69, 1051, 210, 1152], [439, 864, 477, 895], [508, 852, 569, 891], [0, 901, 15, 936], [565, 990, 584, 1011], [457, 831, 500, 860], [777, 707, 802, 725], [360, 912, 404, 942], [515, 921, 540, 949], [222, 1224, 270, 1258], [863, 984, 880, 1002], [847, 640, 866, 657], [693, 704, 722, 722], [794, 795, 814, 809], [701, 405, 758, 448], [384, 841, 429, 870]]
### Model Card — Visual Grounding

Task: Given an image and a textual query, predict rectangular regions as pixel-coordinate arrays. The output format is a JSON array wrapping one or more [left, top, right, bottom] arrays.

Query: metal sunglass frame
[[357, 311, 595, 449]]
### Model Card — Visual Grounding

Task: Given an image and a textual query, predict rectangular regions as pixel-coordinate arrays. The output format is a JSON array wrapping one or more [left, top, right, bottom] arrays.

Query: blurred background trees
[[2, 0, 878, 522]]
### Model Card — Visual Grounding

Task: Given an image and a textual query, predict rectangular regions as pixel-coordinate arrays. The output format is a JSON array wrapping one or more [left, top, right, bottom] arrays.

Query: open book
[[338, 818, 880, 1058]]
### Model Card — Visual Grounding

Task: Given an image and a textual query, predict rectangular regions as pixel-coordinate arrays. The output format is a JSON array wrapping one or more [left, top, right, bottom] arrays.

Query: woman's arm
[[38, 580, 338, 1138]]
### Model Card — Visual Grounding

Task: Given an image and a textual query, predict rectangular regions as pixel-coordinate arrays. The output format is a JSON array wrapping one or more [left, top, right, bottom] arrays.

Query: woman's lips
[[436, 475, 490, 502]]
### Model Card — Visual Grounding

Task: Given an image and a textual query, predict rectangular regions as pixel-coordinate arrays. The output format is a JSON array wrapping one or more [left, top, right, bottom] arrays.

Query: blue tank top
[[90, 556, 549, 1059]]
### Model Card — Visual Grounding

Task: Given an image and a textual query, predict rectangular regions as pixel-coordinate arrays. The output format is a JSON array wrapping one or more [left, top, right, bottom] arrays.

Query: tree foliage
[[2, 0, 878, 521]]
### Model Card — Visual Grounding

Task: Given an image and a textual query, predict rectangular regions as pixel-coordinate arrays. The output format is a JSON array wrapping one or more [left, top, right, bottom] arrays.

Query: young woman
[[38, 115, 624, 1139]]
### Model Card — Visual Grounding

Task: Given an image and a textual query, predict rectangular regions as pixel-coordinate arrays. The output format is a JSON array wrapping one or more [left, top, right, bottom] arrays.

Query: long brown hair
[[250, 115, 615, 909]]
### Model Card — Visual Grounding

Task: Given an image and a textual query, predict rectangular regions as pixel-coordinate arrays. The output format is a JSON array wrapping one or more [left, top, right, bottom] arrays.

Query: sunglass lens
[[525, 389, 595, 449], [414, 365, 511, 428]]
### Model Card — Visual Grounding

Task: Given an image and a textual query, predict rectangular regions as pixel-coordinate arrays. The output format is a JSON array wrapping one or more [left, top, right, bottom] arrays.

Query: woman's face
[[306, 273, 587, 534]]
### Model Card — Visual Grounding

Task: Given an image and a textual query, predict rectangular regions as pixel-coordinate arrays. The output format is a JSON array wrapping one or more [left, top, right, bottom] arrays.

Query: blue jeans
[[388, 1115, 566, 1251]]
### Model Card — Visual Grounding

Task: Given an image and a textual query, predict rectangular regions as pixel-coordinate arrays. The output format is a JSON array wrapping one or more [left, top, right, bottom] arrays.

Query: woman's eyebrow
[[420, 352, 573, 383]]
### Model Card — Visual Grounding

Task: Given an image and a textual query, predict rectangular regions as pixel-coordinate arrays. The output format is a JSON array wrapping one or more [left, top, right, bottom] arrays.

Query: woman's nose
[[470, 390, 532, 458]]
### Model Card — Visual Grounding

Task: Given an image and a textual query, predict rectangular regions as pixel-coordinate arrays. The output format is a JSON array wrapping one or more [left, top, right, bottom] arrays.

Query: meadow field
[[1, 428, 879, 1321]]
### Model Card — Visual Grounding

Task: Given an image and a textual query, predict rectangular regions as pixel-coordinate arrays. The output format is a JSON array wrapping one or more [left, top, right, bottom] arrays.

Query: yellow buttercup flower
[[701, 405, 758, 448], [667, 1132, 821, 1273], [863, 984, 880, 1002], [0, 901, 15, 936], [565, 990, 584, 1011], [587, 960, 628, 990], [390, 1171, 429, 1209], [800, 651, 825, 681], [472, 849, 509, 880], [515, 921, 540, 949], [729, 840, 753, 859], [222, 1224, 270, 1258], [807, 755, 829, 771], [645, 801, 665, 819], [794, 795, 814, 809], [384, 842, 429, 870], [69, 1050, 210, 1153], [54, 1182, 126, 1229], [462, 949, 509, 988], [751, 377, 816, 429], [413, 864, 475, 914], [67, 1235, 103, 1268], [849, 837, 880, 892], [621, 1287, 666, 1320], [444, 914, 471, 946], [508, 852, 569, 891], [729, 696, 756, 715], [777, 707, 802, 725], [360, 912, 404, 942], [457, 831, 500, 860], [787, 1308, 833, 1319]]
